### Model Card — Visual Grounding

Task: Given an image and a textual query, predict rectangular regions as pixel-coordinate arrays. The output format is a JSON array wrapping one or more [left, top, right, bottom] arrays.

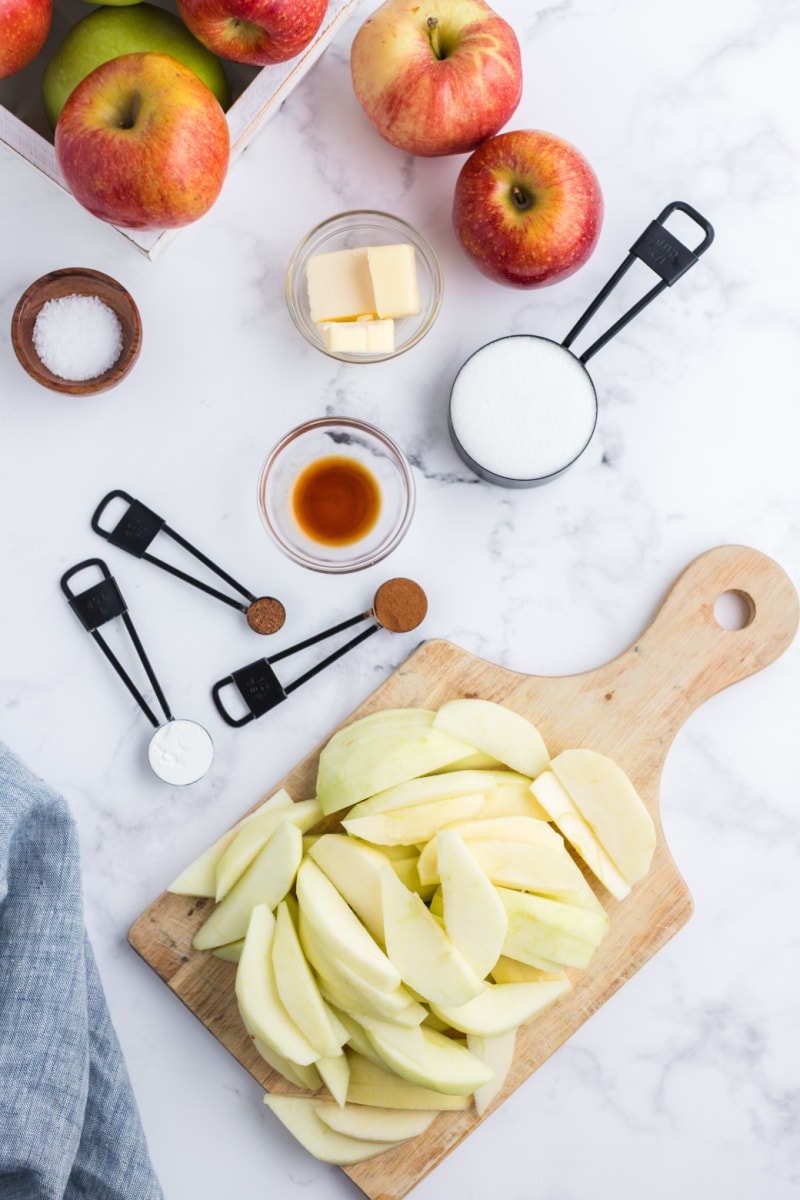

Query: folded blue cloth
[[0, 741, 163, 1200]]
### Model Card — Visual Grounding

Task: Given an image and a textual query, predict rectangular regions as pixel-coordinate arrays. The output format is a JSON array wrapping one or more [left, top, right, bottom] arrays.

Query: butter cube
[[367, 244, 421, 319], [319, 318, 395, 354], [306, 248, 377, 323]]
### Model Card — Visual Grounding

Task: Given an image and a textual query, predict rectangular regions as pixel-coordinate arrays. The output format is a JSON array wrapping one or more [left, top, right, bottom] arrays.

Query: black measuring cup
[[448, 202, 714, 488]]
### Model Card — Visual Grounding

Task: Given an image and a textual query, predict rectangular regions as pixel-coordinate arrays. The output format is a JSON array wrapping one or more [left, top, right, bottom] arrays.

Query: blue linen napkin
[[0, 740, 164, 1200]]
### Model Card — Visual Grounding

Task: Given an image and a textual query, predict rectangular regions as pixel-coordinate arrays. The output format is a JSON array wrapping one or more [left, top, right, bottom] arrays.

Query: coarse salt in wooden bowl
[[11, 267, 142, 396]]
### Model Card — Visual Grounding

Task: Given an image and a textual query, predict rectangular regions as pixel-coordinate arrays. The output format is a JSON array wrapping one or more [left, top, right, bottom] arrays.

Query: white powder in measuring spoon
[[148, 719, 214, 786], [33, 293, 124, 382], [449, 335, 598, 482]]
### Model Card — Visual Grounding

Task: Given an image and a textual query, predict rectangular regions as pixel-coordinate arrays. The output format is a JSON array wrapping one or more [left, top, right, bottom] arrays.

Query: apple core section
[[449, 335, 598, 483]]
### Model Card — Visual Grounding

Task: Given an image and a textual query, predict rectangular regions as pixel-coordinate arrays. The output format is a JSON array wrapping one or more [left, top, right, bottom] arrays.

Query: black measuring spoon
[[448, 201, 714, 487]]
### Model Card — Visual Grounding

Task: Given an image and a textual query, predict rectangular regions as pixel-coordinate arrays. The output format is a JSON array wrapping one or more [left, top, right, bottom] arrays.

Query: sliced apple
[[272, 900, 348, 1059], [380, 868, 486, 1007], [307, 834, 393, 943], [192, 818, 304, 951], [361, 1017, 494, 1096], [343, 793, 485, 847], [530, 770, 631, 899], [168, 787, 294, 897], [549, 748, 656, 884], [459, 837, 593, 899], [430, 977, 571, 1037], [295, 857, 400, 992], [251, 1036, 323, 1091], [498, 887, 607, 969], [315, 1052, 350, 1107], [315, 1101, 437, 1142], [346, 1052, 472, 1111], [479, 781, 550, 822], [215, 797, 320, 901], [315, 708, 475, 816], [416, 815, 563, 886], [263, 1094, 402, 1164], [491, 955, 567, 984], [432, 698, 549, 779], [346, 769, 526, 817], [235, 904, 319, 1067], [437, 829, 507, 979], [468, 1029, 517, 1116]]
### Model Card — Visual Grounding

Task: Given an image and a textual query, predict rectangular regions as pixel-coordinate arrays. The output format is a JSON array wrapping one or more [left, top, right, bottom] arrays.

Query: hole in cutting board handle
[[714, 589, 755, 631]]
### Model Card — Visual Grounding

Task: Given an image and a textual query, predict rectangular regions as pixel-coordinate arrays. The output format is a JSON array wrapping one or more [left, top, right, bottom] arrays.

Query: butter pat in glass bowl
[[258, 417, 416, 573], [285, 210, 443, 363]]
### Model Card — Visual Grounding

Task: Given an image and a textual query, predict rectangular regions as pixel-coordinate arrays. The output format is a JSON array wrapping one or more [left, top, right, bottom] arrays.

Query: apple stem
[[511, 185, 534, 212], [427, 16, 443, 60]]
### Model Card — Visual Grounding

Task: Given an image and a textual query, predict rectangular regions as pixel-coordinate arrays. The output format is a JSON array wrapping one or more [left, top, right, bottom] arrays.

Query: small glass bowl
[[285, 210, 443, 363], [11, 267, 142, 396], [258, 417, 416, 573]]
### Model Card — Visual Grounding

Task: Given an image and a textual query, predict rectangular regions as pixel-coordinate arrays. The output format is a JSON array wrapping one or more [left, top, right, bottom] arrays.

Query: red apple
[[55, 52, 230, 231], [0, 0, 52, 79], [452, 129, 603, 287], [350, 0, 522, 158], [176, 0, 328, 66]]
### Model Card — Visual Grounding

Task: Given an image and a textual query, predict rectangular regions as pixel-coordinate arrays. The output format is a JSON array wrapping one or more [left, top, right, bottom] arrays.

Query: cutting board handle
[[612, 544, 798, 737]]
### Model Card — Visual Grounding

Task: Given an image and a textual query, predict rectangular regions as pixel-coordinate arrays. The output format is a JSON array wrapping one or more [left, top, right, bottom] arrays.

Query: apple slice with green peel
[[315, 708, 475, 816], [530, 770, 631, 900], [251, 1036, 323, 1092], [295, 858, 401, 993], [235, 904, 320, 1067], [315, 1101, 437, 1142], [192, 818, 304, 951], [315, 1052, 350, 1107], [416, 815, 563, 886], [362, 1019, 494, 1096], [168, 787, 294, 897], [346, 1052, 472, 1111], [437, 829, 507, 979], [263, 1095, 402, 1165], [307, 834, 393, 944], [215, 797, 321, 901], [498, 887, 607, 969], [343, 792, 485, 847], [432, 698, 550, 779], [549, 748, 656, 885], [429, 977, 572, 1037], [380, 868, 486, 1007], [468, 1029, 517, 1116], [272, 900, 348, 1060]]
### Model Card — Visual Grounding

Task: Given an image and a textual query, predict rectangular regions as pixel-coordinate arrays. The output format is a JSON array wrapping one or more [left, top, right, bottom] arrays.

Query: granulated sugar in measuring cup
[[449, 202, 714, 488]]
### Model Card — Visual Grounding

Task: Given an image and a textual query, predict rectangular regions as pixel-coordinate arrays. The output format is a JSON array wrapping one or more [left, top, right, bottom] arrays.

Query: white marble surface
[[1, 1, 799, 1197]]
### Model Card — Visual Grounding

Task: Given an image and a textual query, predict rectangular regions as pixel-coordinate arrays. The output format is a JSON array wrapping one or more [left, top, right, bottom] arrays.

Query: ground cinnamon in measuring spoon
[[373, 578, 428, 633], [246, 596, 286, 635]]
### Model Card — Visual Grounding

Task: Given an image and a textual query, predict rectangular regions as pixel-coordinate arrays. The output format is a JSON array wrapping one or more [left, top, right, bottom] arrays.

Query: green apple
[[437, 829, 507, 979], [430, 977, 571, 1037], [380, 868, 485, 1007], [263, 1095, 402, 1165], [530, 770, 632, 899], [42, 1, 230, 128], [315, 708, 474, 815], [549, 748, 656, 885], [346, 1052, 472, 1111], [168, 787, 294, 898], [272, 900, 348, 1060], [432, 697, 550, 778], [315, 1101, 436, 1142], [235, 904, 320, 1067], [192, 818, 302, 951], [215, 796, 320, 900]]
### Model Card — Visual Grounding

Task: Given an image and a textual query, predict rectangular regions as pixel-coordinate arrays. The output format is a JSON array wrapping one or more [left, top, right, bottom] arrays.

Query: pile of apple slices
[[170, 698, 656, 1165]]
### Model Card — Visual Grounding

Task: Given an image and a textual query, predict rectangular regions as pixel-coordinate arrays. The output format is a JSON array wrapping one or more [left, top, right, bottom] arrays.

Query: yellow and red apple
[[176, 0, 329, 66], [350, 0, 522, 158], [452, 129, 603, 287], [0, 0, 52, 79], [55, 51, 230, 230]]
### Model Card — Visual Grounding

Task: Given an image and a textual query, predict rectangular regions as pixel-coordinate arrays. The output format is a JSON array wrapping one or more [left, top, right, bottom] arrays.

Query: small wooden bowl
[[11, 267, 142, 396]]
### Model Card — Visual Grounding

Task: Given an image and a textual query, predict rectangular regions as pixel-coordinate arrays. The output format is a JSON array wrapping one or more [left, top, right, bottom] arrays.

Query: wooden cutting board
[[129, 544, 798, 1198]]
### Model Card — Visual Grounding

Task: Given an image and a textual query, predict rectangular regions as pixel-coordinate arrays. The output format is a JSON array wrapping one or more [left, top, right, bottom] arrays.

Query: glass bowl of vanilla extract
[[257, 416, 416, 573]]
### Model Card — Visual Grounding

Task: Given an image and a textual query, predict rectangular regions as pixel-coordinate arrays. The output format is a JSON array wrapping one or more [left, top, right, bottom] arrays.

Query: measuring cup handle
[[562, 200, 715, 363]]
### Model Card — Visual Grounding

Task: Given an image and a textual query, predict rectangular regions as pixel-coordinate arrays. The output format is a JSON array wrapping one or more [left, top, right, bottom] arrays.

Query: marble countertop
[[1, 1, 798, 1197]]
